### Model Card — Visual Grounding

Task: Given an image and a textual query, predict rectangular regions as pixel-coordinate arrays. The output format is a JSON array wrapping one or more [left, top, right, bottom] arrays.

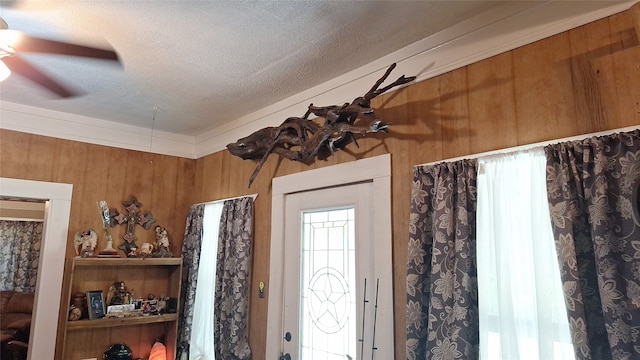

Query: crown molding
[[1, 1, 634, 159], [0, 101, 197, 158]]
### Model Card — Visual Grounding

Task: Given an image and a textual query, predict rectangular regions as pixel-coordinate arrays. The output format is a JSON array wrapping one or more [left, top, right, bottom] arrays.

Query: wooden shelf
[[66, 313, 178, 330], [57, 256, 183, 360], [72, 257, 182, 266]]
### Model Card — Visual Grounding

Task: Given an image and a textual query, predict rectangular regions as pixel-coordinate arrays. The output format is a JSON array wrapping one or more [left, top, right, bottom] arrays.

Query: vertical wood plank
[[0, 130, 31, 178], [404, 74, 444, 166], [198, 151, 223, 202], [595, 11, 640, 127], [569, 17, 612, 133], [227, 155, 245, 196], [632, 1, 640, 41], [513, 32, 579, 144], [439, 67, 471, 158], [378, 86, 413, 360], [467, 52, 519, 152]]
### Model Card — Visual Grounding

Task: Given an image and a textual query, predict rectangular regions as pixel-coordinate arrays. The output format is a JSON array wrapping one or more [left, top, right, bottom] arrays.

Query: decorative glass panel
[[300, 207, 356, 359]]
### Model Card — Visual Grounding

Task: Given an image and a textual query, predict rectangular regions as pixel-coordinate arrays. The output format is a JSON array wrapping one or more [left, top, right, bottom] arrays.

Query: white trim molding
[[0, 102, 197, 158]]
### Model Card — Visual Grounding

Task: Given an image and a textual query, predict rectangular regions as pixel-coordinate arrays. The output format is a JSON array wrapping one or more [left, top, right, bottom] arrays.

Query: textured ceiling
[[1, 0, 635, 147], [0, 0, 504, 136]]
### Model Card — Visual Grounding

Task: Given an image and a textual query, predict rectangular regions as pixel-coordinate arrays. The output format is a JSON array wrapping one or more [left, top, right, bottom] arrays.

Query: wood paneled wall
[[0, 131, 196, 357], [0, 132, 196, 254], [0, 7, 638, 360]]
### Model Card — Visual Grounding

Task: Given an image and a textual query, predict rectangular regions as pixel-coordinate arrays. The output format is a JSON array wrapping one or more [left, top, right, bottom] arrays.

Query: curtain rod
[[417, 125, 639, 167], [0, 217, 44, 222], [193, 193, 258, 206]]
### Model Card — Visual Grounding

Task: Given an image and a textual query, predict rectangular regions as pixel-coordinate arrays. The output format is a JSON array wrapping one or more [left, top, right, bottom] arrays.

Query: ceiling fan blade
[[3, 56, 77, 97], [1, 30, 119, 62]]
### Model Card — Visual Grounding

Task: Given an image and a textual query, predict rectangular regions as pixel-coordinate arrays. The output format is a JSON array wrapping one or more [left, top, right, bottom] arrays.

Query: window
[[189, 202, 223, 360], [476, 149, 574, 360], [297, 199, 358, 358]]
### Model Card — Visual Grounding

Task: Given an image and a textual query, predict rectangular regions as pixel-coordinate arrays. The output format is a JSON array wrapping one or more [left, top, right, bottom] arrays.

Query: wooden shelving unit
[[55, 257, 182, 360]]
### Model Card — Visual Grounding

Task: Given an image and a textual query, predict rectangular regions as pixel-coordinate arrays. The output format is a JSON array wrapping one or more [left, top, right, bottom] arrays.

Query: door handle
[[279, 353, 291, 360]]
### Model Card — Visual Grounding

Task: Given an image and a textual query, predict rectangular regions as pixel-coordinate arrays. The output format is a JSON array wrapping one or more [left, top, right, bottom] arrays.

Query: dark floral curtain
[[545, 129, 640, 360], [406, 159, 479, 360], [176, 204, 205, 360], [214, 197, 253, 360], [0, 220, 43, 292]]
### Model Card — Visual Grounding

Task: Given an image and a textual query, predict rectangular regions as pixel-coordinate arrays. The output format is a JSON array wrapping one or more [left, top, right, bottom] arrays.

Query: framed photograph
[[86, 290, 105, 320]]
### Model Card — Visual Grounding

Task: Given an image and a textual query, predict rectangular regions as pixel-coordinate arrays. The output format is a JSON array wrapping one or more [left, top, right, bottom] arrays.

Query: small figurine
[[103, 343, 133, 360], [97, 201, 120, 257], [107, 281, 128, 306], [73, 229, 98, 258], [99, 234, 120, 257], [68, 292, 87, 321], [142, 301, 153, 314], [157, 296, 168, 313], [152, 226, 173, 258], [139, 242, 154, 257], [126, 246, 138, 258]]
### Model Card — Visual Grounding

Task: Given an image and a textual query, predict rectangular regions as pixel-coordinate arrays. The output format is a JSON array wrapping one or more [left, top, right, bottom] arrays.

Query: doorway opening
[[0, 178, 72, 360]]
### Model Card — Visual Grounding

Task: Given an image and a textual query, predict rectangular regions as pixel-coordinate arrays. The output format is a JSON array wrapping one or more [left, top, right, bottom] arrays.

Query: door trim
[[266, 154, 393, 359], [0, 178, 73, 360]]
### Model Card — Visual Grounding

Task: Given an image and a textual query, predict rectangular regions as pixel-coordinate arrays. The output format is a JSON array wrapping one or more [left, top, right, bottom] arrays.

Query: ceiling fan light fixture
[[0, 60, 10, 82], [0, 29, 20, 52], [0, 17, 14, 82]]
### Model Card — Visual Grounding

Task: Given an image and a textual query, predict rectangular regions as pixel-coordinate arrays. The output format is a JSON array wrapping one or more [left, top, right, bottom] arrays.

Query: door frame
[[266, 154, 393, 359], [0, 178, 73, 360]]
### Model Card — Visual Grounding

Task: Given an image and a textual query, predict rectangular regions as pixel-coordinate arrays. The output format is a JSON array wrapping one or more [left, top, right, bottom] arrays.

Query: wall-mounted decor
[[107, 196, 156, 256], [227, 63, 415, 187]]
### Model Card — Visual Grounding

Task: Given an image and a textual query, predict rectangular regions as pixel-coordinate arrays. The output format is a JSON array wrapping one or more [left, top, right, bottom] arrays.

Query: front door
[[266, 154, 394, 360]]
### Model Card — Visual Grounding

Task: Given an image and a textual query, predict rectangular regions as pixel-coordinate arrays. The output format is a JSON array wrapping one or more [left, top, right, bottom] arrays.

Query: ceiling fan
[[0, 16, 120, 98]]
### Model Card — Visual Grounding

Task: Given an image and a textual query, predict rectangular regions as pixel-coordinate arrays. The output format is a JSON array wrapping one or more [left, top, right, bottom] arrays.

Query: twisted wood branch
[[227, 63, 415, 187]]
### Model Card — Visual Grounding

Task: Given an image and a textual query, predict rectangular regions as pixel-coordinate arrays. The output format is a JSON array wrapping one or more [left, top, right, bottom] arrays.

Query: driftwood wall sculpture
[[227, 63, 416, 187]]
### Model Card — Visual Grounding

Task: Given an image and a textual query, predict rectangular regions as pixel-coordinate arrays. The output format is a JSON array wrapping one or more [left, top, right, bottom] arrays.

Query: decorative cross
[[110, 196, 156, 255]]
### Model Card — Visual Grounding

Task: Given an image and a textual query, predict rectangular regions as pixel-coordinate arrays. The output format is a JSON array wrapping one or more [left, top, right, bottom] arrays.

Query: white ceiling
[[0, 1, 635, 158]]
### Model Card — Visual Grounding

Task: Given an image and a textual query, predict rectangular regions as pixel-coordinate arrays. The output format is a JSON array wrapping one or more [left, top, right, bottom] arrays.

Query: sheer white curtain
[[477, 148, 574, 360], [189, 202, 224, 360]]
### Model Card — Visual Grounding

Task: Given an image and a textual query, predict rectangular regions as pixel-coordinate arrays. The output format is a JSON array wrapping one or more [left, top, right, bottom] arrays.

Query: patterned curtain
[[406, 159, 479, 360], [0, 220, 43, 292], [176, 204, 205, 360], [545, 129, 640, 360], [214, 197, 254, 360]]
